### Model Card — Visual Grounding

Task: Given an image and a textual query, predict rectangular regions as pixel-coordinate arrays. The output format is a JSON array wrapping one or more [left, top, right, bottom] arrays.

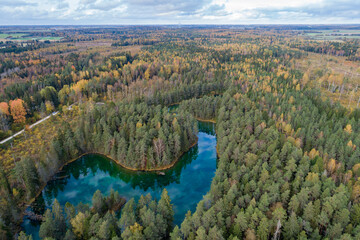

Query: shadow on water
[[23, 121, 217, 239]]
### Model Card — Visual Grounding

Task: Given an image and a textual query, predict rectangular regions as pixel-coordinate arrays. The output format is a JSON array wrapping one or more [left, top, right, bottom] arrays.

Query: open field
[[0, 33, 26, 39], [296, 52, 360, 108], [0, 33, 62, 42], [15, 36, 63, 41], [302, 30, 360, 41]]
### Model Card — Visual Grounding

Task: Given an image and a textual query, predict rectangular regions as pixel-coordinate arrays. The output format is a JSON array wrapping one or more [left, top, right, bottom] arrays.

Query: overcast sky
[[0, 0, 359, 25]]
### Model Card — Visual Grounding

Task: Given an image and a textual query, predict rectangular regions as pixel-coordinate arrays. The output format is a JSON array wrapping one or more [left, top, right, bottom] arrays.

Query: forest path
[[0, 111, 59, 144], [0, 105, 74, 145]]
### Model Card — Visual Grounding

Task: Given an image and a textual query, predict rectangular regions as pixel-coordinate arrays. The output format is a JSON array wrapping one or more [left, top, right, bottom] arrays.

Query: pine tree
[[17, 157, 39, 199], [52, 199, 67, 239], [17, 232, 33, 240], [92, 190, 106, 214], [284, 212, 301, 239], [170, 226, 181, 240], [257, 218, 269, 240], [157, 189, 174, 235], [70, 212, 88, 239], [39, 210, 55, 239], [118, 199, 136, 232], [98, 219, 111, 240], [39, 199, 66, 240]]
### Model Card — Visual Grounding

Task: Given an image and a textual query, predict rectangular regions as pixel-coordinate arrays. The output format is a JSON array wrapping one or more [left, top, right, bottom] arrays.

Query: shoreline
[[59, 136, 199, 173], [20, 136, 199, 225], [195, 117, 216, 123], [20, 119, 217, 233]]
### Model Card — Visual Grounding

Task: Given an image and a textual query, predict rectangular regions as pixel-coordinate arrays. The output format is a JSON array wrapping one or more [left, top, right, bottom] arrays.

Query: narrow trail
[[0, 111, 59, 145], [0, 105, 73, 145]]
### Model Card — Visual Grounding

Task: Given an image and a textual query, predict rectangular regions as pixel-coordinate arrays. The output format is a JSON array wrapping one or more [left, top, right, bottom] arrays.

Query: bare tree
[[273, 220, 282, 240], [153, 138, 165, 165], [348, 90, 355, 108]]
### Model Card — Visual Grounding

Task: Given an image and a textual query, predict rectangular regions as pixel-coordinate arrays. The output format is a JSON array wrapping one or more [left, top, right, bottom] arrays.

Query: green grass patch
[[0, 33, 27, 39], [0, 34, 62, 42], [302, 30, 360, 41]]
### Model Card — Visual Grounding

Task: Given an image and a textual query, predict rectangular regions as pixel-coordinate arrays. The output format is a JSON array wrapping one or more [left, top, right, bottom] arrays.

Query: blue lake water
[[23, 121, 217, 239]]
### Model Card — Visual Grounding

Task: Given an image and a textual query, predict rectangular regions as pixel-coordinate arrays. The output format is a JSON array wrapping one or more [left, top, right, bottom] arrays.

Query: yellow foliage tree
[[71, 79, 89, 95], [284, 124, 292, 136], [353, 163, 360, 173], [347, 140, 356, 150], [294, 138, 302, 148], [288, 96, 294, 104], [145, 67, 151, 80], [233, 93, 241, 100], [352, 182, 360, 203], [45, 101, 54, 113], [302, 72, 310, 85], [344, 124, 352, 134], [130, 222, 143, 234], [306, 172, 319, 183], [327, 158, 337, 174], [308, 148, 319, 160], [71, 212, 87, 238]]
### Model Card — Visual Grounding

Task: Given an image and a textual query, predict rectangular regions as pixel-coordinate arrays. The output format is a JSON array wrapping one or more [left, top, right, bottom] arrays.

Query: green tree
[[257, 218, 269, 240], [18, 231, 33, 240], [157, 188, 174, 235], [39, 199, 66, 240], [284, 212, 301, 239], [98, 219, 111, 240], [92, 190, 106, 214]]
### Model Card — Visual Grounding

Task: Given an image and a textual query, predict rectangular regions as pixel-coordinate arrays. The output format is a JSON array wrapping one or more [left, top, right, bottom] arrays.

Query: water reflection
[[40, 145, 198, 207], [23, 121, 217, 239]]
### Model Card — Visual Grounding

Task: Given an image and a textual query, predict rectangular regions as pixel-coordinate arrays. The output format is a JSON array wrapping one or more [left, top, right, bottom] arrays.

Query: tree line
[[19, 189, 173, 240]]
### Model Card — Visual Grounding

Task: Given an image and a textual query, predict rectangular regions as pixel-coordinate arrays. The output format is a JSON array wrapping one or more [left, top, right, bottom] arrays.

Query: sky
[[0, 0, 359, 25]]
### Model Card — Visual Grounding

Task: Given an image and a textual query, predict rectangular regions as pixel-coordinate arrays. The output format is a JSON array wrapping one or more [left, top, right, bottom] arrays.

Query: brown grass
[[296, 52, 360, 109]]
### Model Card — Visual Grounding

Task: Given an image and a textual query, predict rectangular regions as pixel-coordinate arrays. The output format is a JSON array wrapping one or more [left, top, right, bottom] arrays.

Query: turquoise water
[[23, 121, 217, 239]]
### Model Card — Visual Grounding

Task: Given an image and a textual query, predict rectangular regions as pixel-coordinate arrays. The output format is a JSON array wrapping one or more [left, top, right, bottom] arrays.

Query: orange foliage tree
[[9, 99, 26, 123], [0, 102, 9, 115]]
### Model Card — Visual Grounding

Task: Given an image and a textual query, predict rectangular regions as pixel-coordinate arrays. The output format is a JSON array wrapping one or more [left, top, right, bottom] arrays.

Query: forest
[[0, 25, 360, 239]]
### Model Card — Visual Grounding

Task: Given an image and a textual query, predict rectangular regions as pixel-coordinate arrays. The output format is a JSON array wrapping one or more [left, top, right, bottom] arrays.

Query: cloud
[[0, 0, 359, 24], [201, 4, 228, 17], [1, 0, 37, 7], [201, 0, 360, 24], [57, 2, 70, 10], [78, 0, 124, 11], [128, 0, 207, 12]]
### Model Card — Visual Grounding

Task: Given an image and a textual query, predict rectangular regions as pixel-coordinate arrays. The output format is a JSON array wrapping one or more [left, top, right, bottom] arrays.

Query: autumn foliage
[[0, 102, 9, 115], [9, 99, 26, 123]]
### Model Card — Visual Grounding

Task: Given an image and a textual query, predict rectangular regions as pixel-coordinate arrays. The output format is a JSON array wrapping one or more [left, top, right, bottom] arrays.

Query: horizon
[[1, 24, 360, 26]]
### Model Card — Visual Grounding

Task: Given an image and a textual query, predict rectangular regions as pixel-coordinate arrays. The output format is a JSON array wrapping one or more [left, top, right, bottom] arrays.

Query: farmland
[[302, 29, 360, 41]]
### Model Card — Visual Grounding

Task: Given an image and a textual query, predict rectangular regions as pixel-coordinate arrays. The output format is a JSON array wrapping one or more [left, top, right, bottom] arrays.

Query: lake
[[23, 121, 217, 239]]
